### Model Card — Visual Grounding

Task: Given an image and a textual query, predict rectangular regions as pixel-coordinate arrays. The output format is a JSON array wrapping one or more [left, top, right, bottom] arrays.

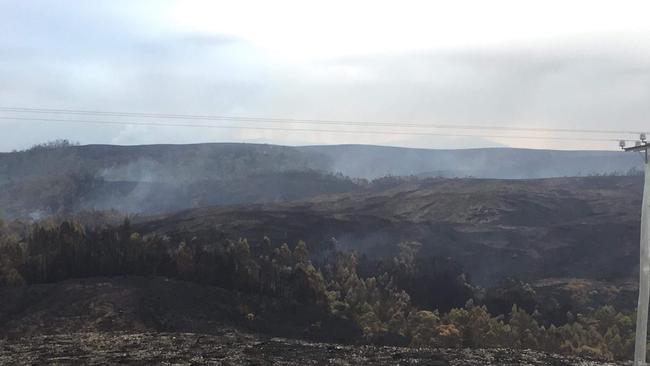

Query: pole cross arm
[[625, 143, 650, 152]]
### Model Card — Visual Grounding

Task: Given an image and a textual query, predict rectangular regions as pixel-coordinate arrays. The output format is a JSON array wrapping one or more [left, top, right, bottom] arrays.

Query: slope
[[135, 175, 643, 286]]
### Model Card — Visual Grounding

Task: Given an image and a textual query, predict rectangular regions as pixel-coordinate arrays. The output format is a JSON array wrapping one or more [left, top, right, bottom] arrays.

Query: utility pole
[[623, 134, 650, 366]]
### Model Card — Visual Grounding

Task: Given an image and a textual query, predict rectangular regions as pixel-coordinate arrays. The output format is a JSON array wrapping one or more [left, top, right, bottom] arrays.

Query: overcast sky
[[1, 0, 649, 151]]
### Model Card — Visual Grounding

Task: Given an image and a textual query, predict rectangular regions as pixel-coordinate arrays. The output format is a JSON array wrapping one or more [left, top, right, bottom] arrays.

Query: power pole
[[623, 135, 650, 366]]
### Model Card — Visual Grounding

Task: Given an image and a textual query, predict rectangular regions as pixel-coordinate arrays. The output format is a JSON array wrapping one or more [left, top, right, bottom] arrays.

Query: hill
[[0, 195, 641, 362], [0, 143, 642, 218], [135, 175, 643, 287]]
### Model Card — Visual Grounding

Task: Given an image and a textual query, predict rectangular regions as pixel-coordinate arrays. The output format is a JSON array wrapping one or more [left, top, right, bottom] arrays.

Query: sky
[[1, 0, 650, 151]]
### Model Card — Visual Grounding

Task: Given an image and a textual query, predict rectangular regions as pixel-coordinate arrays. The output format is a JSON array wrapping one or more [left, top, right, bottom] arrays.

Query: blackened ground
[[136, 176, 643, 287], [0, 277, 359, 344], [0, 277, 629, 365], [0, 331, 625, 366]]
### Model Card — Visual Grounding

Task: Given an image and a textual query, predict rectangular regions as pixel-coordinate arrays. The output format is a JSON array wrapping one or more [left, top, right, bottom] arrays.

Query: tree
[[175, 241, 194, 279], [408, 310, 440, 346], [293, 240, 310, 265]]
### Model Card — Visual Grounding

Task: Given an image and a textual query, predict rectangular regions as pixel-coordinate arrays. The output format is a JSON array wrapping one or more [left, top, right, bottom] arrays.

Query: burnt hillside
[[136, 175, 643, 286]]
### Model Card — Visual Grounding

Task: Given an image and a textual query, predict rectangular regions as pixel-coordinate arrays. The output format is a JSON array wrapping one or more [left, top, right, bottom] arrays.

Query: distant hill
[[297, 144, 643, 179], [0, 143, 339, 217], [0, 142, 642, 217], [0, 143, 328, 184]]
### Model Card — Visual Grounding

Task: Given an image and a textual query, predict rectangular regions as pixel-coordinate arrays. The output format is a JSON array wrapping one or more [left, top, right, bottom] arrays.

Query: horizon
[[0, 140, 637, 154]]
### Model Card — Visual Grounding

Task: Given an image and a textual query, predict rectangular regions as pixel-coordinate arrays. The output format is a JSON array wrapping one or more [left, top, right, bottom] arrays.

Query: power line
[[0, 116, 630, 143], [0, 106, 645, 136]]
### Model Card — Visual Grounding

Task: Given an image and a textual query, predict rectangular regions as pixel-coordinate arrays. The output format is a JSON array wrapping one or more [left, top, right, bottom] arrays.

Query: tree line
[[0, 218, 639, 361]]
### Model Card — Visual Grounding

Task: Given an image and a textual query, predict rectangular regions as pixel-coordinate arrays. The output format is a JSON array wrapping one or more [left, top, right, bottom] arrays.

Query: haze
[[1, 0, 650, 151]]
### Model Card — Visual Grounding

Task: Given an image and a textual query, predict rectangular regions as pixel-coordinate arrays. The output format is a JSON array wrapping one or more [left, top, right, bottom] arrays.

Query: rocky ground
[[0, 330, 627, 366]]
